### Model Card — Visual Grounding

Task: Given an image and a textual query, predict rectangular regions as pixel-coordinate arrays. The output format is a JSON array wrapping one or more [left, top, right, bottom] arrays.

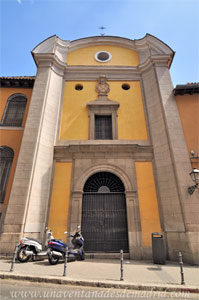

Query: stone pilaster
[[0, 37, 68, 253], [141, 60, 199, 264], [142, 66, 185, 231], [154, 64, 199, 264]]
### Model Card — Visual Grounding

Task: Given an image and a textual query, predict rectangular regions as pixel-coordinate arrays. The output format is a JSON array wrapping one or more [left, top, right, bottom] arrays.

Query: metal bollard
[[63, 246, 68, 277], [120, 249, 124, 281], [63, 231, 68, 277], [179, 252, 185, 285], [10, 243, 18, 272]]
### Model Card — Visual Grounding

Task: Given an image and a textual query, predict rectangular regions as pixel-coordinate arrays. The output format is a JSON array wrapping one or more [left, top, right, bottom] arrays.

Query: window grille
[[83, 172, 125, 193], [0, 146, 14, 203], [95, 115, 112, 140], [1, 94, 27, 127]]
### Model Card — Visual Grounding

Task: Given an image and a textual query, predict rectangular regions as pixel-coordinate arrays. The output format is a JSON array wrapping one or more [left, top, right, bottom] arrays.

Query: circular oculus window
[[95, 51, 112, 63], [122, 83, 130, 90], [75, 84, 83, 91]]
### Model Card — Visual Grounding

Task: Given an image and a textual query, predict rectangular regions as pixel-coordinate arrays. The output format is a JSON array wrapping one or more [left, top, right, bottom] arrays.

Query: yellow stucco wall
[[0, 88, 32, 204], [135, 162, 161, 247], [67, 45, 139, 66], [48, 162, 72, 239], [60, 81, 148, 141], [109, 81, 148, 140]]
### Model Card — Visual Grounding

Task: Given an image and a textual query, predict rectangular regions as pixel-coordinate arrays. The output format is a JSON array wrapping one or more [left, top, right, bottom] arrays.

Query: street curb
[[0, 272, 199, 294]]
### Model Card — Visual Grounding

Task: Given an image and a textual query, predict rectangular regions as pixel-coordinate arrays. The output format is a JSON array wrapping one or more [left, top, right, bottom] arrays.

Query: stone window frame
[[94, 51, 112, 63], [0, 146, 14, 203], [87, 99, 119, 140], [0, 93, 27, 127], [95, 115, 112, 140]]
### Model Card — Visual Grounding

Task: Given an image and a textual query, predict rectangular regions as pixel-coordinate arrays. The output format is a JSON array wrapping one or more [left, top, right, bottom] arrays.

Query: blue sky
[[0, 0, 199, 86]]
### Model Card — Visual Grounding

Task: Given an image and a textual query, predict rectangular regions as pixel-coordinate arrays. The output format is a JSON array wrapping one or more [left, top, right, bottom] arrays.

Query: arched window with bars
[[0, 94, 27, 127], [0, 146, 14, 203]]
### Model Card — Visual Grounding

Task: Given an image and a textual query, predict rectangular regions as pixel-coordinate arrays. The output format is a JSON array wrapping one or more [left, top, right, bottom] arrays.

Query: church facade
[[0, 34, 198, 264]]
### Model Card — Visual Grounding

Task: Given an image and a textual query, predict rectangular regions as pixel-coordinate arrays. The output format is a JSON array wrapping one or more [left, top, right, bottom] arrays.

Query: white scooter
[[17, 229, 54, 263]]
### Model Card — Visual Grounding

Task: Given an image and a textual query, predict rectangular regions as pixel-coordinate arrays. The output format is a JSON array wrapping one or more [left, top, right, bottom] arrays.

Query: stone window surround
[[87, 96, 120, 140], [0, 146, 14, 203], [0, 93, 27, 127], [94, 50, 112, 63]]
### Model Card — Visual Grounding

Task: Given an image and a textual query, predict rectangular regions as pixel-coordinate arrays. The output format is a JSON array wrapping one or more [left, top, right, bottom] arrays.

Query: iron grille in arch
[[1, 94, 27, 127], [83, 172, 125, 193]]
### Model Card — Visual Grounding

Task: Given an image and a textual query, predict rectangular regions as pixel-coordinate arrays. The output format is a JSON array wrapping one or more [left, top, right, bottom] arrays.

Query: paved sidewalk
[[0, 258, 199, 293]]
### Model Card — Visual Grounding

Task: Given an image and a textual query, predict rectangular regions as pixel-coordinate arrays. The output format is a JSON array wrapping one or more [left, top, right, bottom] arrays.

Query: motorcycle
[[47, 225, 85, 265], [17, 228, 54, 263]]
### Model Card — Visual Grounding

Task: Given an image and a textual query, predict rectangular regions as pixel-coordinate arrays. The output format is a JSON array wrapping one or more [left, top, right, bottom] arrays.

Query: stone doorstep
[[0, 272, 198, 294], [85, 253, 130, 260]]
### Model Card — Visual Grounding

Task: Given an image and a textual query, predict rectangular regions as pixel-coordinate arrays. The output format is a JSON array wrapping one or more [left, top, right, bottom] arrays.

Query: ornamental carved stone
[[96, 75, 110, 96]]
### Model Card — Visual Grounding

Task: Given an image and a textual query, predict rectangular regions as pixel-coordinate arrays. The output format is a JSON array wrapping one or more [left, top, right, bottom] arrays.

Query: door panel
[[82, 193, 128, 252]]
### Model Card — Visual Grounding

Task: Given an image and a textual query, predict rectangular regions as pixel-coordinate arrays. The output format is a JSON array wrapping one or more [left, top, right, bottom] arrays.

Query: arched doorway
[[81, 172, 129, 252]]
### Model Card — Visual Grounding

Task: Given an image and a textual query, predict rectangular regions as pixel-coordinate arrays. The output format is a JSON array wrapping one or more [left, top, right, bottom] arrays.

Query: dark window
[[1, 94, 27, 127], [75, 84, 83, 91], [122, 83, 130, 90], [0, 147, 14, 203], [83, 172, 125, 193], [95, 115, 112, 140], [97, 52, 109, 61]]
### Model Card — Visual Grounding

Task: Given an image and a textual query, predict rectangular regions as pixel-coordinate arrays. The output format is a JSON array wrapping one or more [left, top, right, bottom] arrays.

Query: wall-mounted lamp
[[188, 168, 199, 195]]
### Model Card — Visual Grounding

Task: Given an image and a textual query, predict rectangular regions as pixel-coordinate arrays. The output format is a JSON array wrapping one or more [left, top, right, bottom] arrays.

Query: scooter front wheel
[[48, 255, 59, 265], [17, 246, 31, 263]]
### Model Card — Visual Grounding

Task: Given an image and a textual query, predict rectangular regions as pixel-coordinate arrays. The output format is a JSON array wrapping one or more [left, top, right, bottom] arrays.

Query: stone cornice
[[56, 140, 151, 146], [138, 55, 172, 73], [87, 95, 120, 110], [32, 53, 172, 80], [64, 65, 140, 81], [68, 34, 174, 58], [33, 53, 67, 76], [54, 143, 153, 160], [27, 52, 172, 81], [69, 36, 137, 52], [63, 54, 172, 81], [31, 34, 174, 79]]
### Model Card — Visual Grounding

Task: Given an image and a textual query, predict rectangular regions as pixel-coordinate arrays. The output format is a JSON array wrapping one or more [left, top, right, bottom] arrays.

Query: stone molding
[[71, 162, 135, 198], [32, 53, 66, 77], [69, 161, 143, 259], [63, 55, 171, 81], [64, 66, 141, 81], [32, 35, 70, 64], [54, 144, 153, 161], [31, 34, 174, 82], [68, 34, 174, 57], [87, 80, 120, 140]]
